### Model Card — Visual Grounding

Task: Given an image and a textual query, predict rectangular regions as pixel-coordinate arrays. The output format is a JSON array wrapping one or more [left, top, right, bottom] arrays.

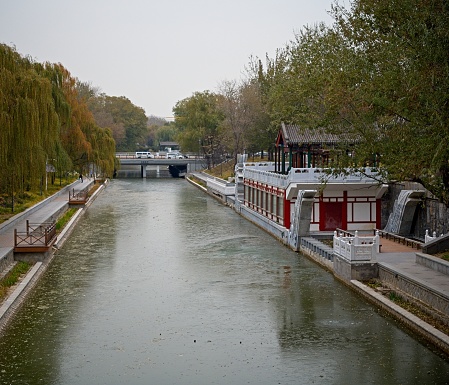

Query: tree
[[217, 79, 270, 162], [0, 44, 117, 208], [327, 0, 449, 205], [88, 94, 147, 151], [173, 91, 224, 167], [0, 44, 63, 199], [252, 1, 449, 206]]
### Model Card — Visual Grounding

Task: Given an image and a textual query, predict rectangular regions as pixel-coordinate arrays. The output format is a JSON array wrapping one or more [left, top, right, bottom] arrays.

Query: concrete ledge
[[0, 262, 44, 334], [379, 262, 449, 320], [416, 252, 449, 276], [351, 279, 449, 356], [0, 248, 14, 273], [186, 175, 207, 192], [334, 253, 378, 281]]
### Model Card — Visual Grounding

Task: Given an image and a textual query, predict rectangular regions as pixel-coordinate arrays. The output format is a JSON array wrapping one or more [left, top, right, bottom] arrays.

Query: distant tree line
[[2, 0, 448, 208], [0, 44, 116, 209], [170, 0, 449, 207]]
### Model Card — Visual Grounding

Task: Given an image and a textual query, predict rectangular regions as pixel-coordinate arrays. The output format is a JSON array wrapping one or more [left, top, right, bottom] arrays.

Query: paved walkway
[[0, 178, 93, 264], [376, 237, 449, 300]]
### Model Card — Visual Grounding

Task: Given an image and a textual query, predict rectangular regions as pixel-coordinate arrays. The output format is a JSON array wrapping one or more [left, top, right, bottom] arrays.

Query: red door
[[320, 201, 343, 231]]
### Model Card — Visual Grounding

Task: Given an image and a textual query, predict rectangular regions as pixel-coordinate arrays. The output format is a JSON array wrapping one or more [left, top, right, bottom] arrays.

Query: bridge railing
[[116, 152, 203, 159]]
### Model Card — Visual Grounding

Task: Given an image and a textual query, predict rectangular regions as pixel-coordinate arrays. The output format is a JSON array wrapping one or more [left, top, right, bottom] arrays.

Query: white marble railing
[[333, 230, 380, 262], [206, 177, 235, 196], [425, 229, 445, 243], [243, 165, 381, 188], [243, 168, 288, 188]]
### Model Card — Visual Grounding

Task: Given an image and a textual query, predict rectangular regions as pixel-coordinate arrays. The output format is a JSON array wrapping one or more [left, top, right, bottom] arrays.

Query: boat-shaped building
[[234, 123, 388, 249]]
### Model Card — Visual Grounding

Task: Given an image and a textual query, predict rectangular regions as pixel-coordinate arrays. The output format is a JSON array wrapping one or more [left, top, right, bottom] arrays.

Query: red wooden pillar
[[319, 194, 324, 231], [283, 193, 291, 229], [376, 198, 382, 229], [341, 191, 348, 230]]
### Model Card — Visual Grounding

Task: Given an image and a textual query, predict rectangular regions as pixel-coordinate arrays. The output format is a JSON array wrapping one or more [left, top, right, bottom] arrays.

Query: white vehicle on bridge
[[166, 152, 186, 159], [135, 151, 154, 159]]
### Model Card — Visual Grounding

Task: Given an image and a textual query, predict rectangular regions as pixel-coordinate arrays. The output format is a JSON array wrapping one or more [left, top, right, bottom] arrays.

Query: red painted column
[[283, 193, 290, 229], [342, 191, 348, 230], [319, 195, 324, 231], [376, 199, 381, 229]]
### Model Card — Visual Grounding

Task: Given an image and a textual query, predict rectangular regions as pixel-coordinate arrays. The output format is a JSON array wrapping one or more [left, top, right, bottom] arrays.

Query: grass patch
[[0, 178, 77, 224], [206, 160, 235, 180], [365, 279, 382, 290], [56, 208, 78, 232], [387, 290, 449, 336], [433, 251, 449, 262], [189, 175, 207, 188], [0, 262, 31, 300], [206, 156, 267, 180]]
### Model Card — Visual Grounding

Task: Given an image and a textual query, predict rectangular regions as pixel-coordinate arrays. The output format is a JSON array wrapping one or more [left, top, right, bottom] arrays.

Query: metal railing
[[14, 220, 57, 249]]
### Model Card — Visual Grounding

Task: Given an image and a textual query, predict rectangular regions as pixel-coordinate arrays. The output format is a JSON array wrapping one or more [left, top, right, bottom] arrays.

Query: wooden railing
[[14, 220, 57, 252], [69, 188, 88, 205], [375, 229, 423, 250]]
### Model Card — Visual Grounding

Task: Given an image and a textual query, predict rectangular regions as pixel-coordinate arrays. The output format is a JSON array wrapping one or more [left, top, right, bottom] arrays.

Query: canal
[[0, 179, 448, 384]]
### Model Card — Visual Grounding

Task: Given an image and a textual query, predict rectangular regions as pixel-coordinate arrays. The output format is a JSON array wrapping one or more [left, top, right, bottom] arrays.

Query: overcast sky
[[1, 0, 336, 119]]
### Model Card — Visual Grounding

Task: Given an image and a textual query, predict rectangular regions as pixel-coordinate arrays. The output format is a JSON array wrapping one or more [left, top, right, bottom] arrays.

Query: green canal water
[[0, 179, 448, 384]]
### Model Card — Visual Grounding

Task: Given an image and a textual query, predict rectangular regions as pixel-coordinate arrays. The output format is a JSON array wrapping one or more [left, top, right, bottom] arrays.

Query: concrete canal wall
[[187, 173, 449, 356], [0, 180, 108, 335]]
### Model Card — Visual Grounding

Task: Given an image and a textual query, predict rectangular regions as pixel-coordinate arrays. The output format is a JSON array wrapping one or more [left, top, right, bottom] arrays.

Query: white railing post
[[375, 230, 380, 254]]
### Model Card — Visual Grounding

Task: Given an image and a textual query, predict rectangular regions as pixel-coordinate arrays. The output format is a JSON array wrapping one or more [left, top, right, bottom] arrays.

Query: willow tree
[[0, 44, 62, 208], [0, 44, 116, 214], [42, 63, 94, 174]]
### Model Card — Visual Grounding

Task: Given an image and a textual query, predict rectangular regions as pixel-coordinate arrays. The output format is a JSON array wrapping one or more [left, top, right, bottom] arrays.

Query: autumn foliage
[[0, 44, 116, 207]]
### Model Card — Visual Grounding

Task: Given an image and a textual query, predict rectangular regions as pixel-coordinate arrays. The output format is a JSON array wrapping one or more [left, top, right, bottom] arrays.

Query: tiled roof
[[281, 123, 350, 146]]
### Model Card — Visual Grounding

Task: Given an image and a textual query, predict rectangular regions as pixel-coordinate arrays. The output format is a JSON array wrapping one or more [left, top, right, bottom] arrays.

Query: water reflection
[[0, 179, 447, 385]]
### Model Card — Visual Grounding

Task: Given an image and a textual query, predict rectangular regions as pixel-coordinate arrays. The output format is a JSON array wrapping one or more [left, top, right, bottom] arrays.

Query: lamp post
[[197, 139, 201, 171]]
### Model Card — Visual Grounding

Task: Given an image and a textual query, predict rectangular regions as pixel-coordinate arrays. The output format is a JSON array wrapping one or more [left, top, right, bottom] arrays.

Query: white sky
[[0, 0, 335, 118]]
